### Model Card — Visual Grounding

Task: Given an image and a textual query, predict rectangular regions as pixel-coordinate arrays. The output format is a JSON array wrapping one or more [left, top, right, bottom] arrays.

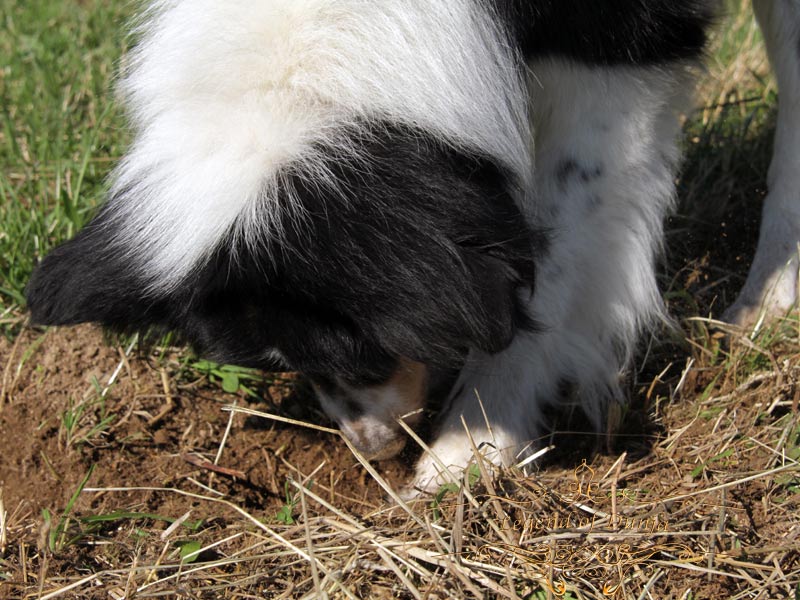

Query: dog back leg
[[724, 0, 800, 329]]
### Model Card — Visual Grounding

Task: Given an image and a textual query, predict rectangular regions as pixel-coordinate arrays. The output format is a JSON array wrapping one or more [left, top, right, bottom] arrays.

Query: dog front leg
[[725, 0, 800, 329]]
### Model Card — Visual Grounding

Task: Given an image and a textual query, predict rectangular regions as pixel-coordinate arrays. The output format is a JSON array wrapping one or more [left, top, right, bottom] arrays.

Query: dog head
[[27, 124, 541, 460]]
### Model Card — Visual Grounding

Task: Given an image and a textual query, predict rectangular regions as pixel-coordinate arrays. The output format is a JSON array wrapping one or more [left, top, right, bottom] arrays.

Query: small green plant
[[466, 463, 481, 488], [430, 482, 459, 522], [774, 473, 800, 498], [43, 498, 206, 555], [275, 481, 298, 525], [690, 447, 736, 479], [190, 359, 265, 397], [59, 379, 116, 448], [79, 511, 204, 533], [429, 464, 481, 521], [527, 589, 576, 600], [697, 372, 723, 404], [176, 540, 204, 563], [41, 466, 95, 554]]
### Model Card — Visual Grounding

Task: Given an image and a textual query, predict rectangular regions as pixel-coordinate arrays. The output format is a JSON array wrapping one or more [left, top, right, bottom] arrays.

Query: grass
[[40, 466, 95, 555], [1, 0, 799, 598], [57, 384, 116, 449], [0, 0, 133, 330]]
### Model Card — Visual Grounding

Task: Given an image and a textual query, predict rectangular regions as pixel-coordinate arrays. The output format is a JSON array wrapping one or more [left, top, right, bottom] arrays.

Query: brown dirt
[[0, 325, 417, 598], [0, 325, 409, 515], [1, 320, 798, 599]]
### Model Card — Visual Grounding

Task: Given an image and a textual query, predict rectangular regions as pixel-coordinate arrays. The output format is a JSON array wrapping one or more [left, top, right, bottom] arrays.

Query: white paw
[[723, 205, 800, 330], [408, 430, 500, 495], [407, 390, 537, 495]]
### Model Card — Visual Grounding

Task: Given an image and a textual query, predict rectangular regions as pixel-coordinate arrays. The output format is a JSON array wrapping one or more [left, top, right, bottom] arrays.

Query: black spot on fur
[[582, 166, 604, 183], [27, 123, 544, 383], [555, 159, 579, 188], [555, 158, 604, 190]]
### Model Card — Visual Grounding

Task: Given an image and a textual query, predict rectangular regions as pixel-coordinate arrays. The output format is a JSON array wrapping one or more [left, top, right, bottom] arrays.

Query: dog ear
[[462, 248, 536, 351], [314, 125, 543, 366], [25, 209, 159, 330]]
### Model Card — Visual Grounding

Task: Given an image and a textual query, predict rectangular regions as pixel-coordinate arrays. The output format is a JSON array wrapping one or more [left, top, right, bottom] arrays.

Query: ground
[[1, 319, 798, 599], [0, 324, 417, 597], [1, 0, 799, 598]]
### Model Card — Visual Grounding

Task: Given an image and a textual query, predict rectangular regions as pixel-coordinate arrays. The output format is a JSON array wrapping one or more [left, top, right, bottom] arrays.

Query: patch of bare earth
[[0, 325, 413, 599], [1, 320, 798, 599]]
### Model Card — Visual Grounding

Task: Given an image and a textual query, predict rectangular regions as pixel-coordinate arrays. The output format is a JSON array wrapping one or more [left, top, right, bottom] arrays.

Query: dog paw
[[723, 209, 800, 331], [409, 440, 482, 495], [723, 289, 796, 332], [406, 421, 524, 496]]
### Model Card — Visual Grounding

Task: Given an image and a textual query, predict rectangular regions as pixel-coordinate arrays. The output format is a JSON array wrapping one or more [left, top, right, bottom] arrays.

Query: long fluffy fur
[[111, 0, 532, 291]]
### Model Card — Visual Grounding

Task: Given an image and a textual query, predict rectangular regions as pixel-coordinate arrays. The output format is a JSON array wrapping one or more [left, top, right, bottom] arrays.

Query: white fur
[[724, 0, 800, 329], [110, 0, 531, 292], [414, 60, 695, 491]]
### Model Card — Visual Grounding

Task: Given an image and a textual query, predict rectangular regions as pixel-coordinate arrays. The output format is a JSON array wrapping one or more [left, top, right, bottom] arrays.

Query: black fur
[[27, 124, 542, 380], [25, 204, 158, 329], [495, 0, 717, 65]]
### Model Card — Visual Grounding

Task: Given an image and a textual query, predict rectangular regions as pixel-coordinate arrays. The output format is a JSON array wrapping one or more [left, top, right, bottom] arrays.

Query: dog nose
[[339, 418, 408, 461], [355, 434, 407, 462]]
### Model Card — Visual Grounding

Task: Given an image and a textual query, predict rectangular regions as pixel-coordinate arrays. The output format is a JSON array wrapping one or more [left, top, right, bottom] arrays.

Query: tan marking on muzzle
[[345, 358, 429, 461], [387, 358, 428, 427]]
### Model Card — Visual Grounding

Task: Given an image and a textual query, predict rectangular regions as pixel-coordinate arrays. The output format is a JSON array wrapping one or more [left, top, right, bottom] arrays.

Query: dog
[[26, 1, 800, 493]]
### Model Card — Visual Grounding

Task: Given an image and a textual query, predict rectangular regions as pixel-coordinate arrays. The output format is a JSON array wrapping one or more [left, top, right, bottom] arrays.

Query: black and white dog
[[26, 1, 800, 492]]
